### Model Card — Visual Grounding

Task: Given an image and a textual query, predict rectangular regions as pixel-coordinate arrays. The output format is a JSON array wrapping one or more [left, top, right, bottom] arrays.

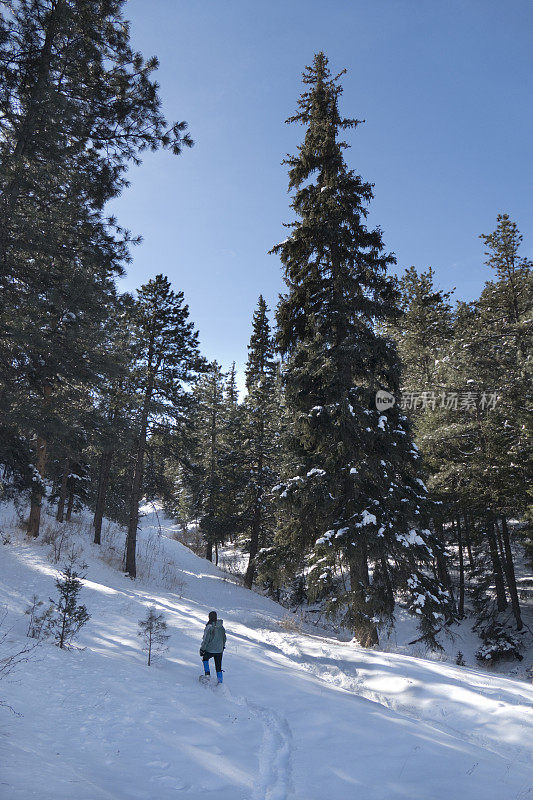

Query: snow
[[397, 529, 426, 547], [355, 510, 377, 527], [315, 529, 335, 546], [0, 500, 532, 799], [306, 468, 326, 478]]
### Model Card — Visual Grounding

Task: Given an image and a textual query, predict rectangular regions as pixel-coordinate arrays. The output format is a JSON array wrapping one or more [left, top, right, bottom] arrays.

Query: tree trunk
[[56, 456, 70, 522], [455, 517, 465, 618], [205, 539, 213, 561], [500, 515, 523, 630], [27, 381, 52, 537], [65, 486, 74, 521], [245, 499, 261, 590], [245, 449, 263, 589], [126, 430, 146, 578], [245, 413, 266, 590], [434, 516, 455, 608], [487, 514, 507, 612], [463, 513, 475, 574], [93, 449, 113, 545], [214, 540, 219, 567], [126, 372, 154, 577], [204, 383, 218, 564], [27, 433, 48, 537], [349, 544, 378, 647], [380, 556, 395, 614], [495, 517, 507, 572]]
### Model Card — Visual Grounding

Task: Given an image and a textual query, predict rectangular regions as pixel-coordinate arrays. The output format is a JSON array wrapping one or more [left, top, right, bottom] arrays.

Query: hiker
[[200, 610, 226, 683]]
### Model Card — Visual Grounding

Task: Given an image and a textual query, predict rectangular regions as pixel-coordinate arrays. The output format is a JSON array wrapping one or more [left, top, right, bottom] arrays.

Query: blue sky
[[112, 1, 532, 389]]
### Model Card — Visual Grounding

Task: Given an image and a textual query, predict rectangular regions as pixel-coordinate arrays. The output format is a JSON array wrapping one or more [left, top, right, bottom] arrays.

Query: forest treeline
[[0, 4, 531, 659]]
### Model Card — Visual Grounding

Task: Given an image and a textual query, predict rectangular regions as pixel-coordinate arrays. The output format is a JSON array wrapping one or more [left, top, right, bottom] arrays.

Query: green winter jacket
[[200, 620, 226, 654]]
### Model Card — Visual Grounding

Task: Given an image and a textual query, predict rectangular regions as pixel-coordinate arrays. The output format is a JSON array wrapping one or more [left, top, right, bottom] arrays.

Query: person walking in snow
[[200, 611, 226, 683]]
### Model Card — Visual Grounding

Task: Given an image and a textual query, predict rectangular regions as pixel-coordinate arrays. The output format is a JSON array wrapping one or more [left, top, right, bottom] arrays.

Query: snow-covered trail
[[1, 505, 532, 799]]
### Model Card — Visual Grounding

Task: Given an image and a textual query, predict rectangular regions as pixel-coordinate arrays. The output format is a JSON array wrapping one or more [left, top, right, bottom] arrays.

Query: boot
[[216, 671, 223, 684], [203, 661, 210, 677]]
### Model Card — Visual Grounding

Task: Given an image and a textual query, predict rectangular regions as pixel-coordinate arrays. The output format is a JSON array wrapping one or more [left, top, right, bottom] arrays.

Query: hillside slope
[[1, 503, 532, 799]]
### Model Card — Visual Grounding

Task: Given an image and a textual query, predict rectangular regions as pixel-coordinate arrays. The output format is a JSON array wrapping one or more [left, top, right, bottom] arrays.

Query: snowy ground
[[1, 501, 532, 799], [215, 529, 533, 681]]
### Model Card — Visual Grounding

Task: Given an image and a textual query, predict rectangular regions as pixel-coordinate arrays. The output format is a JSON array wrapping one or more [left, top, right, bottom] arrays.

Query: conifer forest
[[1, 1, 532, 669]]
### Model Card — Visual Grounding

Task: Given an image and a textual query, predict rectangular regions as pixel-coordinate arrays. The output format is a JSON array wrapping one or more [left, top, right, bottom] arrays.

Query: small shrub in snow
[[455, 651, 466, 666], [159, 559, 187, 594], [475, 621, 523, 665], [50, 558, 91, 649], [138, 607, 169, 666], [175, 524, 204, 557], [279, 613, 304, 633], [25, 595, 54, 639], [169, 572, 187, 598], [41, 522, 74, 564]]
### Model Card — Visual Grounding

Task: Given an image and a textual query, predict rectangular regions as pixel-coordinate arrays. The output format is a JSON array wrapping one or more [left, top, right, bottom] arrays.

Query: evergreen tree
[[137, 607, 170, 666], [51, 557, 90, 649], [216, 363, 246, 545], [89, 293, 140, 544], [188, 362, 227, 562], [384, 266, 456, 600], [271, 53, 451, 646], [390, 266, 454, 391], [478, 214, 532, 565], [0, 1, 192, 527], [390, 223, 531, 645], [242, 297, 281, 588], [125, 275, 202, 577]]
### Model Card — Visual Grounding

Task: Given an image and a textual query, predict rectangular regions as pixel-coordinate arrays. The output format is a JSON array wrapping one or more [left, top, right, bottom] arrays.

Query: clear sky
[[111, 0, 532, 390]]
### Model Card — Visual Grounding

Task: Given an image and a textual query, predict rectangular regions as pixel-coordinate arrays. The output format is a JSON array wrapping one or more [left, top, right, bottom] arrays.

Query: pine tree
[[125, 275, 202, 577], [479, 216, 532, 567], [89, 293, 140, 544], [390, 266, 454, 390], [385, 266, 456, 600], [0, 1, 192, 527], [271, 53, 451, 646], [137, 607, 170, 666], [51, 557, 90, 649], [390, 222, 531, 645], [242, 297, 281, 588]]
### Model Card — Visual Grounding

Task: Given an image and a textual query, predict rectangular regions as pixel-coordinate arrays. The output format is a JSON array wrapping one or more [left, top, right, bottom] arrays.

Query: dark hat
[[208, 610, 217, 623]]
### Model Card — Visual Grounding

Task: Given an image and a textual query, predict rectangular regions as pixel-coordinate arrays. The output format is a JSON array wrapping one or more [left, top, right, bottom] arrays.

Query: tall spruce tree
[[272, 53, 451, 646], [242, 297, 281, 588], [384, 267, 457, 600], [125, 275, 202, 578]]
